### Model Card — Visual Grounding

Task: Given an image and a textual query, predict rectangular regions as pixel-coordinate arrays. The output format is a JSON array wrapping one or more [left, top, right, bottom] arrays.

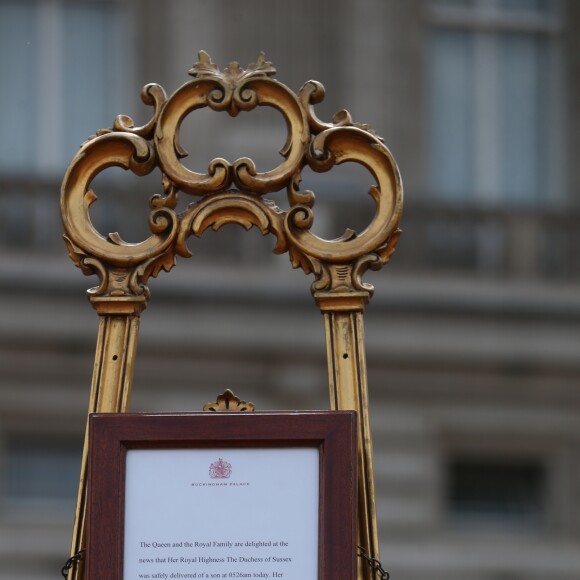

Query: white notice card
[[124, 447, 320, 580]]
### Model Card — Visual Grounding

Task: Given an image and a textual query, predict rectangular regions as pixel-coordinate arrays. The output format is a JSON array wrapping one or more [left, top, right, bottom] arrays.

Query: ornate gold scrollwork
[[60, 50, 403, 299]]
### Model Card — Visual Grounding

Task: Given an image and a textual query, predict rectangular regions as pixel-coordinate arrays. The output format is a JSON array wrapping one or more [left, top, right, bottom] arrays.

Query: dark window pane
[[447, 458, 546, 527], [4, 437, 81, 513]]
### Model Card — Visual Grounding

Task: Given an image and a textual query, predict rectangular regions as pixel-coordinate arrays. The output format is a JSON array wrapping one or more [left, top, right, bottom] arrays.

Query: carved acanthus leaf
[[374, 228, 402, 268], [143, 248, 177, 281], [189, 51, 276, 84], [350, 229, 402, 294], [288, 244, 319, 276], [83, 257, 108, 296], [230, 51, 276, 81], [188, 50, 221, 78], [63, 235, 93, 277]]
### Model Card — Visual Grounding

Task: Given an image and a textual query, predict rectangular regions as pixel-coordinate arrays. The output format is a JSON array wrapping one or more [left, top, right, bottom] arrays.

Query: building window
[[3, 437, 81, 516], [426, 0, 564, 205], [0, 0, 128, 177], [446, 457, 546, 528]]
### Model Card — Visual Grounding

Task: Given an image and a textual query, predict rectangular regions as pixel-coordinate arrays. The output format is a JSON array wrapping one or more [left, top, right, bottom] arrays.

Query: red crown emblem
[[209, 458, 232, 479]]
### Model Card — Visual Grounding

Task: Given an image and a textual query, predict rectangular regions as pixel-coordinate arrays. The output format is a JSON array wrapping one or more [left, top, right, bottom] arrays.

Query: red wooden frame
[[86, 411, 357, 579]]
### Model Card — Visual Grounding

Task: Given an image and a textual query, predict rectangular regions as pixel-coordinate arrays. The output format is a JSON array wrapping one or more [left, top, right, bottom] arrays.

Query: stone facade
[[0, 1, 579, 579]]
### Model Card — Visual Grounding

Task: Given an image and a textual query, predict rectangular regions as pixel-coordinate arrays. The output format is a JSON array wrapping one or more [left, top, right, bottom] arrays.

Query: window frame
[[425, 0, 566, 206]]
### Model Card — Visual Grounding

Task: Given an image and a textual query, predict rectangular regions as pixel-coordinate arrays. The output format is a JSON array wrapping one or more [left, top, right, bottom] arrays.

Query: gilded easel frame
[[61, 52, 403, 579]]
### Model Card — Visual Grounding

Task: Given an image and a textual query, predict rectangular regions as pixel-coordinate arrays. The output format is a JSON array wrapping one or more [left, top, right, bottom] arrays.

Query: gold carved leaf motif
[[203, 389, 255, 413]]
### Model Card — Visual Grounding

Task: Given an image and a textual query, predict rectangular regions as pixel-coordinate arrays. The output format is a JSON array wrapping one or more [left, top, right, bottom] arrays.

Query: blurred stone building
[[1, 1, 579, 579]]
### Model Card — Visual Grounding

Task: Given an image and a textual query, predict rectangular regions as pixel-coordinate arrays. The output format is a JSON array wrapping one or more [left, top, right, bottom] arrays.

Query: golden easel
[[60, 52, 403, 579]]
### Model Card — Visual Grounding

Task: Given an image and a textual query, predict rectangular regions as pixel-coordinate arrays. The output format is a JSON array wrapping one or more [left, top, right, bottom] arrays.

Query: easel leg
[[67, 302, 143, 580], [321, 307, 379, 580]]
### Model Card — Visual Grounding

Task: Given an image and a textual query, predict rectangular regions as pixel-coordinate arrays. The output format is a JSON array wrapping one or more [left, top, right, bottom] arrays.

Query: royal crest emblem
[[209, 458, 232, 479]]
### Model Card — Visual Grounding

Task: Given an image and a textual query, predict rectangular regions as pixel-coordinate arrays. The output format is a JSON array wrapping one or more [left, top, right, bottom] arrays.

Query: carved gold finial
[[203, 389, 255, 412], [189, 50, 276, 83]]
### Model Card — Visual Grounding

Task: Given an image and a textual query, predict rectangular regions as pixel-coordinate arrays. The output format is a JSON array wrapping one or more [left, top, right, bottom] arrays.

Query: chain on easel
[[358, 545, 390, 579], [61, 547, 390, 578], [62, 547, 389, 578], [61, 549, 84, 578]]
